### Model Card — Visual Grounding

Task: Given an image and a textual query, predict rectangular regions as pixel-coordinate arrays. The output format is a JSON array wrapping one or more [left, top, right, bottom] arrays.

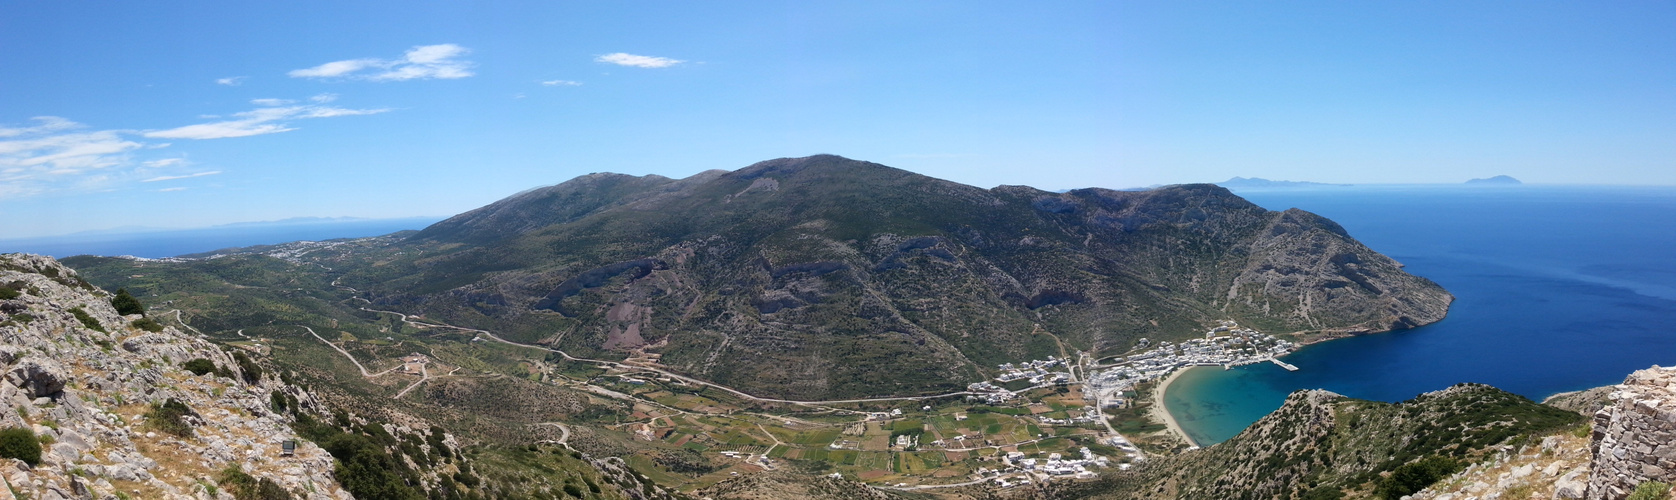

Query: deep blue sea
[[1164, 185, 1676, 446], [0, 217, 443, 259]]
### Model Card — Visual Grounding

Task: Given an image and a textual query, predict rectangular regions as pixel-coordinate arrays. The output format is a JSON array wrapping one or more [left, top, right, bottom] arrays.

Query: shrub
[[131, 317, 165, 332], [220, 464, 295, 500], [111, 288, 146, 316], [68, 306, 105, 333], [1628, 481, 1672, 500], [145, 398, 197, 438], [1377, 456, 1461, 500], [233, 351, 263, 384], [0, 427, 42, 466], [182, 358, 218, 376], [0, 284, 18, 300]]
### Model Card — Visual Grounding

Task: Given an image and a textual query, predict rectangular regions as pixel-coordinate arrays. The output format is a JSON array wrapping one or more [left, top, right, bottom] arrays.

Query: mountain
[[67, 155, 1451, 401], [1216, 177, 1351, 189], [1465, 175, 1522, 185]]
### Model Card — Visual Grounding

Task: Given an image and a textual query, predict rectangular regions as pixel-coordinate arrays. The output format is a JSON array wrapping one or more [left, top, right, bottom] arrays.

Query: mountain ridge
[[66, 155, 1453, 400]]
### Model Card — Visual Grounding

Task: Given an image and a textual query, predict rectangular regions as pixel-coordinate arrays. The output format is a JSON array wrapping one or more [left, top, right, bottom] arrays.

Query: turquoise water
[[1166, 185, 1676, 446]]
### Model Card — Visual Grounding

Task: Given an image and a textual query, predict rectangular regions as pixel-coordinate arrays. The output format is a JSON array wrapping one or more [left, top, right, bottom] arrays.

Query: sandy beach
[[1149, 367, 1200, 448]]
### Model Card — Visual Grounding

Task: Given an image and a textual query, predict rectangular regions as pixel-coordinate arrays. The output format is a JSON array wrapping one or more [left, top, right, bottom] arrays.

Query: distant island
[[1216, 177, 1351, 189], [1466, 175, 1522, 185]]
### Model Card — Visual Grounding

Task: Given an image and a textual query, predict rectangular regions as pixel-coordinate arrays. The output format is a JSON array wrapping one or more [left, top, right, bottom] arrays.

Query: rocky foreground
[[1, 253, 348, 499]]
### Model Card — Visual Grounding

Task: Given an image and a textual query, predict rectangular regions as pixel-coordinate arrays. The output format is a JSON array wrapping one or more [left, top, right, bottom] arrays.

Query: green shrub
[[0, 285, 18, 300], [145, 398, 196, 438], [111, 288, 146, 316], [1628, 481, 1672, 500], [1377, 456, 1461, 500], [182, 358, 218, 376], [0, 427, 42, 466], [131, 317, 165, 332], [68, 306, 105, 333], [233, 351, 263, 384], [219, 464, 295, 500]]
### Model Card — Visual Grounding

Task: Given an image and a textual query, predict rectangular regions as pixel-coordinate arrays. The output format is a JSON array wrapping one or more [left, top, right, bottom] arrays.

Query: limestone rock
[[6, 357, 67, 398]]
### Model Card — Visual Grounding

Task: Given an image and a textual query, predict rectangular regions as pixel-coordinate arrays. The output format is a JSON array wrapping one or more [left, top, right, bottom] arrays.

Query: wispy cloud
[[216, 76, 247, 86], [596, 53, 683, 68], [144, 103, 390, 140], [290, 44, 474, 81], [1, 96, 389, 199], [157, 187, 187, 192], [541, 80, 582, 86], [0, 117, 143, 174], [0, 117, 146, 197], [142, 170, 220, 182]]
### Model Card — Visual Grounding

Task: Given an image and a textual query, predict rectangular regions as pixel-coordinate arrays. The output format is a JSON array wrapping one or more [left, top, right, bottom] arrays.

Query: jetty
[[1268, 358, 1299, 371]]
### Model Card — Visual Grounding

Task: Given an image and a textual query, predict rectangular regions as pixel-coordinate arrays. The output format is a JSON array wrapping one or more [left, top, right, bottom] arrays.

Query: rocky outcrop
[[0, 253, 348, 499], [1586, 365, 1676, 500]]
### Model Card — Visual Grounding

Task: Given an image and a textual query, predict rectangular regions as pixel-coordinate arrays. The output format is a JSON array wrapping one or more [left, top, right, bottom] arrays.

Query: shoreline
[[1149, 367, 1200, 448]]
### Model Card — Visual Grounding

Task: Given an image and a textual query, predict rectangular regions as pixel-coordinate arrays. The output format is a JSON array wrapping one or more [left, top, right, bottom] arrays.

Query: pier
[[1268, 358, 1299, 371]]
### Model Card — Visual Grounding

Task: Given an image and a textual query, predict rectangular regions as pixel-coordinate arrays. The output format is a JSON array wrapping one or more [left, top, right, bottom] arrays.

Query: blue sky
[[2, 1, 1673, 238]]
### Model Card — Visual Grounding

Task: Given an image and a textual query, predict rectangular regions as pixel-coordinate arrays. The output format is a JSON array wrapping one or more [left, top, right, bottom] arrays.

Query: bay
[[1165, 185, 1676, 446]]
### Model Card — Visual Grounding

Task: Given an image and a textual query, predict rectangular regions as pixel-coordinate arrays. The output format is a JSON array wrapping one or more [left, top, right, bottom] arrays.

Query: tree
[[111, 288, 146, 316]]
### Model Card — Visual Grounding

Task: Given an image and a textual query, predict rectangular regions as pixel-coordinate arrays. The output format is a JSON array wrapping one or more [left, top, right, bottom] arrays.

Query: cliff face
[[1587, 366, 1676, 500], [0, 254, 347, 499]]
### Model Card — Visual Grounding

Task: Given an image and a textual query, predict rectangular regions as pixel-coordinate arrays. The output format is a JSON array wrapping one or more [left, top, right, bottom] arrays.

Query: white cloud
[[310, 93, 338, 103], [0, 118, 142, 174], [595, 53, 683, 68], [142, 170, 220, 182], [216, 76, 247, 86], [157, 187, 187, 192], [289, 59, 380, 78], [541, 80, 582, 86], [250, 98, 295, 106], [2, 97, 388, 199], [289, 44, 474, 81], [0, 117, 147, 197], [144, 103, 390, 140]]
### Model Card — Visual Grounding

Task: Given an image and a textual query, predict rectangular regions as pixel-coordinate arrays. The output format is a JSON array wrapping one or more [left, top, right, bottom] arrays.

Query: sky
[[2, 1, 1674, 238]]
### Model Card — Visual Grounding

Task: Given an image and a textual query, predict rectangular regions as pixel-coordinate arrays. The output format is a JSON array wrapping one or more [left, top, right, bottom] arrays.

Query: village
[[1083, 321, 1296, 411]]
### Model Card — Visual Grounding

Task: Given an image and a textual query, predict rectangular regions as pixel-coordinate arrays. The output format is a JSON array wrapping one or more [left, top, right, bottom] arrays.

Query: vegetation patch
[[69, 306, 105, 333], [145, 398, 198, 438], [0, 427, 42, 466]]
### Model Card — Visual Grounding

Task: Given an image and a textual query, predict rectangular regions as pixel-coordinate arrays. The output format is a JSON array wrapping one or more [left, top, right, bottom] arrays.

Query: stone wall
[[1586, 365, 1676, 500]]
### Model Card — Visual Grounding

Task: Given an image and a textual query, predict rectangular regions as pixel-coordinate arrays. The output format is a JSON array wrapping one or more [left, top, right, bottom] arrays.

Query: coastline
[[1150, 367, 1200, 448]]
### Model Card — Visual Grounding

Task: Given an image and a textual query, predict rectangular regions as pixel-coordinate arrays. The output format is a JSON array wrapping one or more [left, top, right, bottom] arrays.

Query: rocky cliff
[[0, 253, 347, 499]]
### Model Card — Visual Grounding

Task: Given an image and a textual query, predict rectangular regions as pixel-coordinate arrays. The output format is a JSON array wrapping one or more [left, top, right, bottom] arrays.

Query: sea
[[1164, 185, 1676, 447], [0, 217, 444, 259]]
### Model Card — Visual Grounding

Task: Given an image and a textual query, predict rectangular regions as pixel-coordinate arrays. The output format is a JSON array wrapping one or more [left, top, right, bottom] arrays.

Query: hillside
[[0, 254, 680, 500], [0, 254, 349, 499], [1061, 384, 1584, 499], [70, 155, 1450, 401]]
